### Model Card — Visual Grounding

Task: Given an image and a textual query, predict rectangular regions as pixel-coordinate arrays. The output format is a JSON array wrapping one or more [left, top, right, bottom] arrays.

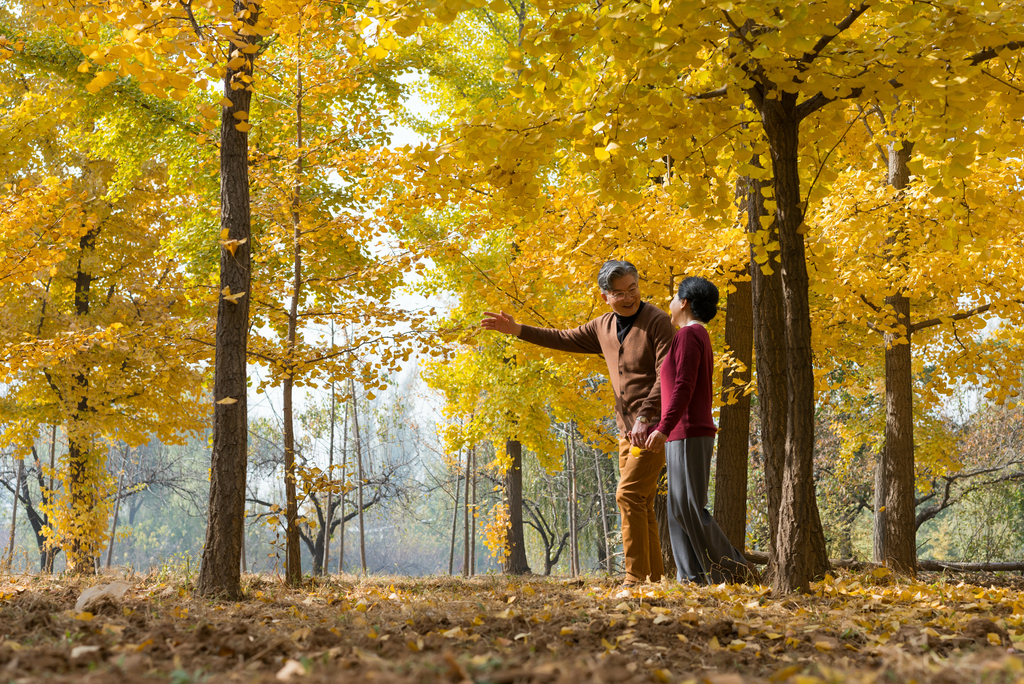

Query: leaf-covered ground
[[1, 570, 1023, 683]]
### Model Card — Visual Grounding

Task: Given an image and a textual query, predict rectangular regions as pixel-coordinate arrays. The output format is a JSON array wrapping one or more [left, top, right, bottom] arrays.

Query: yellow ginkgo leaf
[[235, 122, 252, 132], [216, 397, 238, 405], [225, 56, 247, 70], [85, 71, 117, 93]]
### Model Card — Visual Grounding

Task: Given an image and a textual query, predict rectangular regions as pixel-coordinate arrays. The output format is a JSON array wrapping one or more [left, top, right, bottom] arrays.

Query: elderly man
[[482, 260, 675, 586]]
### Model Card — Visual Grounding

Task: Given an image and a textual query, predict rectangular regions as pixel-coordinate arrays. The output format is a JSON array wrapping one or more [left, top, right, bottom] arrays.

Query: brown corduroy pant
[[615, 437, 665, 583]]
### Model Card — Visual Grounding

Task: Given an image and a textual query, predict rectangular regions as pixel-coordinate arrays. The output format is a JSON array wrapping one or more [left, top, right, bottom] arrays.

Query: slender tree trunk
[[350, 380, 367, 574], [105, 447, 128, 568], [569, 426, 580, 575], [470, 446, 477, 575], [280, 56, 305, 587], [5, 457, 22, 570], [503, 440, 531, 574], [654, 484, 677, 579], [877, 139, 917, 574], [197, 2, 258, 599], [338, 392, 349, 574], [761, 96, 829, 593], [714, 267, 753, 549], [323, 377, 335, 576], [44, 425, 56, 573], [594, 448, 612, 574], [463, 447, 471, 576], [448, 452, 461, 575]]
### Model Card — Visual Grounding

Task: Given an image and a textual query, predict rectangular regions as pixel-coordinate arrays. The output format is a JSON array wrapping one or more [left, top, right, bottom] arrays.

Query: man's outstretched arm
[[481, 311, 602, 355]]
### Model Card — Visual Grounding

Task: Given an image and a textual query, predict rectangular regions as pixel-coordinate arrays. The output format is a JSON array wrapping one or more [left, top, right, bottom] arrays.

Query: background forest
[[1, 0, 1023, 589]]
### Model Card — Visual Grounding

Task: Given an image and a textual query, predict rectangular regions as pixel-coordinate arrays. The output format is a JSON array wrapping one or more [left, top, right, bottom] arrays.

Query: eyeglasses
[[606, 284, 639, 301]]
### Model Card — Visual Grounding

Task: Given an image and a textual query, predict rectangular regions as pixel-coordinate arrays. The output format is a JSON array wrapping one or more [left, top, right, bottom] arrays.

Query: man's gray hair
[[597, 260, 640, 291]]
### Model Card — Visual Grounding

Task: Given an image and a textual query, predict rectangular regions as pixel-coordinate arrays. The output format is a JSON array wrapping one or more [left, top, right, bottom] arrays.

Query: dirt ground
[[1, 569, 1022, 683]]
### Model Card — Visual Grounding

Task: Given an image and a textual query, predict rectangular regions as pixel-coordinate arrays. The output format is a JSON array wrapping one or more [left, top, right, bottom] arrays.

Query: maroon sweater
[[654, 323, 717, 441]]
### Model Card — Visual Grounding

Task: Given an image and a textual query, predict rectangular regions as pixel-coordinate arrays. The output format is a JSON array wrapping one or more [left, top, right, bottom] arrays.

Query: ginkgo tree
[[381, 0, 1024, 592], [0, 9, 209, 573]]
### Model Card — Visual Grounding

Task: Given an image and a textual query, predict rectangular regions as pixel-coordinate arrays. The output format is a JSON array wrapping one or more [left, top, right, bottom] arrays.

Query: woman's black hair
[[677, 276, 719, 323]]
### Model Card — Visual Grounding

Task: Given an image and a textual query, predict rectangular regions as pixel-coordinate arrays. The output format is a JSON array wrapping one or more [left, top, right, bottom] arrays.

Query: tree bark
[[323, 378, 335, 576], [105, 447, 128, 568], [351, 380, 367, 574], [877, 139, 917, 574], [653, 481, 677, 580], [463, 447, 472, 576], [470, 447, 477, 575], [714, 268, 753, 549], [281, 58, 305, 587], [197, 3, 258, 599], [746, 168, 787, 577], [760, 96, 830, 593], [448, 452, 461, 575], [4, 456, 22, 570], [502, 439, 531, 574], [593, 447, 612, 574]]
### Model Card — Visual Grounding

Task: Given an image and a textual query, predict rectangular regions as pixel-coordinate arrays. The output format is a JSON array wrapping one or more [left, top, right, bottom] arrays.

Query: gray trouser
[[665, 437, 748, 584]]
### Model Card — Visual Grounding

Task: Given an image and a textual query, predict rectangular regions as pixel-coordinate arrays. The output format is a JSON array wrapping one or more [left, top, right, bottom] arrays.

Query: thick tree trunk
[[877, 140, 917, 574], [714, 269, 753, 549], [761, 97, 829, 593], [746, 169, 787, 576], [502, 439, 531, 574], [197, 5, 257, 599]]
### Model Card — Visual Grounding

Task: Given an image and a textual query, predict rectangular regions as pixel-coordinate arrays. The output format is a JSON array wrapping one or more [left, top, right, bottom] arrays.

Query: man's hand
[[645, 429, 667, 452], [628, 420, 650, 448], [481, 311, 522, 337]]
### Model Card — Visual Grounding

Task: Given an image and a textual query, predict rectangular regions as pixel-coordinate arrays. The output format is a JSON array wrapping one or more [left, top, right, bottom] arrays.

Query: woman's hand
[[645, 430, 667, 452]]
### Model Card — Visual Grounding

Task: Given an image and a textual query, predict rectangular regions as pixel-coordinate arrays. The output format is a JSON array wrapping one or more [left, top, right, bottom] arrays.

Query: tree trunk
[[877, 139, 917, 574], [197, 3, 258, 599], [323, 378, 335, 576], [714, 268, 753, 549], [5, 456, 22, 570], [280, 57, 306, 587], [470, 447, 477, 575], [594, 447, 612, 574], [746, 168, 787, 579], [653, 481, 677, 580], [448, 452, 461, 575], [105, 447, 128, 568], [350, 380, 367, 574], [502, 439, 531, 574], [337, 393, 349, 574], [761, 96, 829, 593], [463, 447, 472, 576]]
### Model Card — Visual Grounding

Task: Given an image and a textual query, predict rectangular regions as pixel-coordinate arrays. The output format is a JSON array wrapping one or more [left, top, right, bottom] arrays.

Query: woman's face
[[669, 294, 684, 325]]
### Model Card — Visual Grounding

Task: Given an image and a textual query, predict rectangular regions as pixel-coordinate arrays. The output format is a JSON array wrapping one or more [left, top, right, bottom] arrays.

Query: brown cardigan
[[518, 303, 676, 433]]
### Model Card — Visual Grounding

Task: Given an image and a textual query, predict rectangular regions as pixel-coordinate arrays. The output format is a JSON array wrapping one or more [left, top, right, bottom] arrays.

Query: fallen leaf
[[276, 658, 306, 681]]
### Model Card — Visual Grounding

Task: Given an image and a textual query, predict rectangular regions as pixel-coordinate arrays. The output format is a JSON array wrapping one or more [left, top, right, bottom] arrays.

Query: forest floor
[[1, 568, 1023, 683]]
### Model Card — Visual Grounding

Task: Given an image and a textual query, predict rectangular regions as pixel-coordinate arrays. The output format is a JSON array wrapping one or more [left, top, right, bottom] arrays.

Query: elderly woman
[[645, 276, 756, 584]]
